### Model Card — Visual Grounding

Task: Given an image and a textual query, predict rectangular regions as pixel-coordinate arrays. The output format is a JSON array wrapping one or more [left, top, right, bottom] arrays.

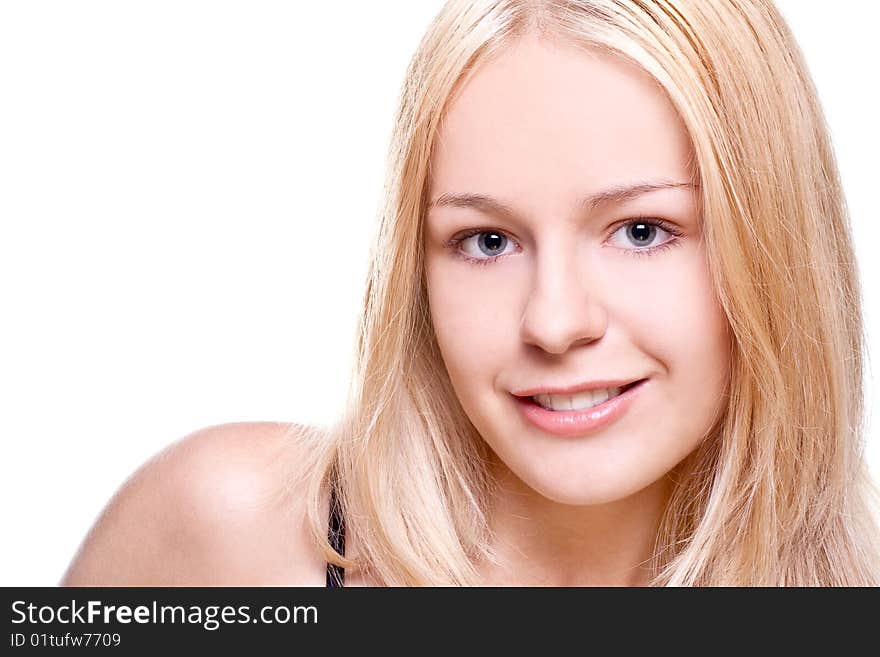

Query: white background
[[1, 1, 877, 585]]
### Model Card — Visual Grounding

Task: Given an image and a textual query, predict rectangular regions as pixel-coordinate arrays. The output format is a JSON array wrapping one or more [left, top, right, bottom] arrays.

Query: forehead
[[429, 35, 694, 206]]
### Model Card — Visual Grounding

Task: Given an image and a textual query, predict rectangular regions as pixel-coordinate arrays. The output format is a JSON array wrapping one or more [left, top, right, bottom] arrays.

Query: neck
[[477, 455, 673, 587]]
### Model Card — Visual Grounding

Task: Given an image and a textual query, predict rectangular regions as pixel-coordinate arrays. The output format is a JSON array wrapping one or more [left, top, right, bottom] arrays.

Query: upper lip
[[511, 378, 646, 397]]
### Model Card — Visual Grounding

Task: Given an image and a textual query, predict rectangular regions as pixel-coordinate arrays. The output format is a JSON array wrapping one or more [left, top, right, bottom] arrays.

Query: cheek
[[630, 249, 730, 429], [665, 253, 729, 377], [617, 242, 727, 360], [425, 261, 519, 385]]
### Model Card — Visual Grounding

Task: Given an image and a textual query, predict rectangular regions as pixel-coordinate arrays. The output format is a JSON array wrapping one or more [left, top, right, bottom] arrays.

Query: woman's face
[[424, 35, 731, 505]]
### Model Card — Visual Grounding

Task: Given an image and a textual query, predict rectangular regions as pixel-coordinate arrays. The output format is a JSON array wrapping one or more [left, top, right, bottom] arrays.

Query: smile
[[513, 379, 648, 437], [531, 382, 635, 411]]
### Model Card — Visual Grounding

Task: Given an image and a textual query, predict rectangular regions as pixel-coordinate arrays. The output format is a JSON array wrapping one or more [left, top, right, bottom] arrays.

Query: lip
[[512, 378, 649, 437], [511, 378, 644, 397]]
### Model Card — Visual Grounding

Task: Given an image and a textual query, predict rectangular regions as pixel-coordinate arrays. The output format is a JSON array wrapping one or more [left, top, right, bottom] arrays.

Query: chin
[[485, 438, 655, 508], [529, 479, 644, 507]]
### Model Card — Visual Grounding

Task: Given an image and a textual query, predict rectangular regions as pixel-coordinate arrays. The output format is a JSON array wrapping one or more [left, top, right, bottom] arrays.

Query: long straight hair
[[291, 0, 880, 585]]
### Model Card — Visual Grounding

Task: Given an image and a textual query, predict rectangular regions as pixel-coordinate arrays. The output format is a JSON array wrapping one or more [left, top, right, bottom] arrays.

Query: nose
[[519, 247, 608, 354]]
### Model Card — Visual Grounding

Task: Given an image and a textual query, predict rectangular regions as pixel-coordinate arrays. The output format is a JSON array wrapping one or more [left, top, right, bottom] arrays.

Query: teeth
[[533, 387, 623, 411]]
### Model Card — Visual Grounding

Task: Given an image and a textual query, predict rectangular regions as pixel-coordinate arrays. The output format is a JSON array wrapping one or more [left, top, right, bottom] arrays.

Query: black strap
[[325, 470, 346, 588]]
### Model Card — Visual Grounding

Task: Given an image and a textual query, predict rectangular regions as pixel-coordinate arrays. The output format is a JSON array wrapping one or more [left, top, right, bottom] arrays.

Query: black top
[[325, 473, 346, 588]]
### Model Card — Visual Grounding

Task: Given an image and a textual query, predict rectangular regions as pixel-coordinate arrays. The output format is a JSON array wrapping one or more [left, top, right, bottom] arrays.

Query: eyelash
[[443, 217, 684, 267]]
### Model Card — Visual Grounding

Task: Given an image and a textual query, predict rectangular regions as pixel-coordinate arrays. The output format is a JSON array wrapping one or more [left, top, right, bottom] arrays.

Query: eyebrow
[[428, 180, 697, 219]]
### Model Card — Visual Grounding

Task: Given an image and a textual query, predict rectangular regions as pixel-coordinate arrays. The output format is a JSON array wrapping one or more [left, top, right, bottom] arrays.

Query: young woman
[[62, 0, 880, 586]]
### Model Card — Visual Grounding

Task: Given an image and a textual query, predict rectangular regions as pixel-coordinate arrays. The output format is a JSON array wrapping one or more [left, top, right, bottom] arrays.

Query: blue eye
[[444, 217, 683, 266], [449, 230, 517, 265], [608, 218, 682, 256], [622, 222, 659, 246]]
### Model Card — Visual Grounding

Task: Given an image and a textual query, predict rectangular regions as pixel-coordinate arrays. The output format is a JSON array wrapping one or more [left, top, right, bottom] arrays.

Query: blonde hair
[[291, 0, 880, 585]]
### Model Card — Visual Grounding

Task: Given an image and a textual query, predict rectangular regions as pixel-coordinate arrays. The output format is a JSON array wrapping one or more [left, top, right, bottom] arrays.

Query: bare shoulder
[[60, 421, 328, 586]]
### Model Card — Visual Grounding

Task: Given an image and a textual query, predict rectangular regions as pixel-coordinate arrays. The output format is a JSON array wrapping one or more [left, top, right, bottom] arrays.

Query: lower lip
[[513, 379, 648, 437]]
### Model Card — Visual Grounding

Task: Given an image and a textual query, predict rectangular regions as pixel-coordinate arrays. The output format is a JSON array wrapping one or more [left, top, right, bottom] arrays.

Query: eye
[[447, 229, 518, 265], [607, 218, 683, 256]]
